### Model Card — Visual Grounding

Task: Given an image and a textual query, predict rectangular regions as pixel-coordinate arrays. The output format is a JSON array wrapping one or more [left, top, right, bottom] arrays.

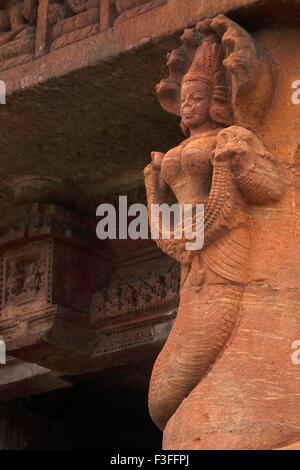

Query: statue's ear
[[210, 14, 273, 129]]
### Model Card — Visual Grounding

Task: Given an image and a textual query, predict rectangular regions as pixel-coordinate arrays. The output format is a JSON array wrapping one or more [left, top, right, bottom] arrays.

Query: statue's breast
[[161, 146, 182, 187], [181, 145, 212, 177], [161, 134, 217, 196]]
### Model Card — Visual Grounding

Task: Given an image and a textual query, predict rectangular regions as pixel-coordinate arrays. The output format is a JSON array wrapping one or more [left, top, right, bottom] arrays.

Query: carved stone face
[[180, 81, 211, 130]]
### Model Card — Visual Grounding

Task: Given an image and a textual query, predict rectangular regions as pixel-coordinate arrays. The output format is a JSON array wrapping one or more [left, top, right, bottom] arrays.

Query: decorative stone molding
[[0, 0, 168, 66], [90, 263, 179, 322], [91, 315, 175, 355], [114, 0, 166, 25], [0, 203, 99, 246], [49, 0, 100, 51]]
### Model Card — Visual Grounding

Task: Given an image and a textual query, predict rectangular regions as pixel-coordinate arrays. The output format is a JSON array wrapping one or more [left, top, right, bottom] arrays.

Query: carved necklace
[[179, 128, 235, 245]]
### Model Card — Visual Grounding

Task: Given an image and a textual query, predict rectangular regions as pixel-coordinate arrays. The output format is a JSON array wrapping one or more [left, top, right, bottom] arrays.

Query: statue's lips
[[183, 114, 196, 119]]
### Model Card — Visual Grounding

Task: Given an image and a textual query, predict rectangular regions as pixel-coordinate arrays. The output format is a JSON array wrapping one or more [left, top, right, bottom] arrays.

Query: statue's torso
[[161, 130, 219, 205]]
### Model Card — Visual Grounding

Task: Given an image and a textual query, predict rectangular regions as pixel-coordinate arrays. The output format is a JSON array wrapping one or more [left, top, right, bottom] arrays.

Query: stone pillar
[[0, 202, 111, 369]]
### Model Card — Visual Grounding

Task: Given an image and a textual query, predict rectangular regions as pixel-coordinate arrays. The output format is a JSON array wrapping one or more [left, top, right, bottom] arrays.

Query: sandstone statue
[[144, 15, 299, 450]]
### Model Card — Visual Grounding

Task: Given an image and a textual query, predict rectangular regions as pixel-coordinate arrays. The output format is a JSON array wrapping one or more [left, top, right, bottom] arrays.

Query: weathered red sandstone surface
[[0, 0, 299, 450]]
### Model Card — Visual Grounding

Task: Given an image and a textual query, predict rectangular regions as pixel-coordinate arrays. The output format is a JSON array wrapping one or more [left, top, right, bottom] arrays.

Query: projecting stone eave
[[0, 0, 297, 95]]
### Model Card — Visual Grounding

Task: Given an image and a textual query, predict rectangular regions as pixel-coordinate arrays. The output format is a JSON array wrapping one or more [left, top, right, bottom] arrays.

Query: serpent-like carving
[[144, 15, 285, 436]]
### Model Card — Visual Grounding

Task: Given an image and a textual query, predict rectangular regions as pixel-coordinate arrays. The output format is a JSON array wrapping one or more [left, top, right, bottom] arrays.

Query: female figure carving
[[144, 15, 285, 438]]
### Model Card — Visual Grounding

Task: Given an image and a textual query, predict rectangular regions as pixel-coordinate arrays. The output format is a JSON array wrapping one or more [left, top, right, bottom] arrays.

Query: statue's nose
[[182, 101, 191, 111]]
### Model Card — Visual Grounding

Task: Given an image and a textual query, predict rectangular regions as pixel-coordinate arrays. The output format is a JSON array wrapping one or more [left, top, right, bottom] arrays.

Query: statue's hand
[[230, 146, 255, 175], [213, 125, 284, 205], [144, 151, 169, 196], [213, 126, 255, 174], [151, 151, 164, 170], [144, 151, 164, 177], [215, 142, 254, 173]]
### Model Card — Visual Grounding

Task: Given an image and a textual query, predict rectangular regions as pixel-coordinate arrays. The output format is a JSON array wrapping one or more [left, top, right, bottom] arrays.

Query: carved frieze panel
[[114, 0, 167, 25], [0, 240, 52, 318], [0, 203, 111, 349], [0, 0, 37, 70], [48, 0, 99, 51], [0, 0, 168, 68], [90, 263, 179, 322], [0, 203, 100, 247], [92, 315, 175, 356]]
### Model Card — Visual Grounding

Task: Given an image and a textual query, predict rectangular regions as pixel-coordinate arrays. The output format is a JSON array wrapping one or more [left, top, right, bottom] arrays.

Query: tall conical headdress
[[182, 35, 225, 89], [156, 22, 231, 120]]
